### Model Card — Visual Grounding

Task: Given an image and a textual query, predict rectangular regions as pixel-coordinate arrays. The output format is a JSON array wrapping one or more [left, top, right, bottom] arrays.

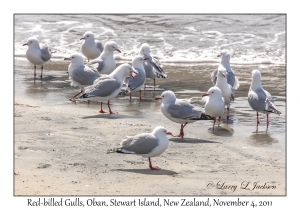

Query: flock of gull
[[21, 31, 282, 170]]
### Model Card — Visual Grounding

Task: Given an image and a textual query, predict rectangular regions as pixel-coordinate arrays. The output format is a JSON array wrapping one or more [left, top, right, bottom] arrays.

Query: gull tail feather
[[266, 98, 281, 115], [107, 147, 135, 154]]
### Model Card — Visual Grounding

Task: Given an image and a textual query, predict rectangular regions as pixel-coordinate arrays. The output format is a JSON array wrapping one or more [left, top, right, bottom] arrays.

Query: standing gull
[[211, 49, 239, 90], [139, 43, 167, 90], [124, 55, 148, 100], [202, 87, 225, 130], [80, 31, 103, 62], [22, 37, 51, 79], [87, 41, 121, 74], [107, 126, 173, 170], [156, 90, 214, 138], [248, 70, 281, 128], [215, 66, 235, 120], [79, 63, 138, 114], [64, 53, 100, 101]]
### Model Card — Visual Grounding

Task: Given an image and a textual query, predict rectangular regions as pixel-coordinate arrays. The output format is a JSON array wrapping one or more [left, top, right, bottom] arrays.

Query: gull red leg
[[130, 92, 132, 100], [153, 79, 156, 91], [107, 100, 118, 114], [70, 89, 83, 101], [227, 106, 230, 120], [176, 122, 188, 138], [34, 65, 37, 79], [40, 65, 43, 79], [148, 157, 160, 170], [256, 112, 260, 125], [266, 114, 269, 129], [99, 102, 106, 113], [139, 89, 142, 101], [213, 119, 216, 131]]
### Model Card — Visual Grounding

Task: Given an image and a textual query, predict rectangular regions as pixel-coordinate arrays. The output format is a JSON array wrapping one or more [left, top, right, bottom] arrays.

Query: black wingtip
[[80, 93, 90, 99], [190, 114, 215, 121], [107, 148, 123, 154], [198, 114, 215, 120], [156, 72, 167, 79]]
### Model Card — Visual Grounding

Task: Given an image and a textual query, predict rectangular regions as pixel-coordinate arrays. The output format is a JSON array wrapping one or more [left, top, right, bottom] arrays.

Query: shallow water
[[14, 59, 286, 153]]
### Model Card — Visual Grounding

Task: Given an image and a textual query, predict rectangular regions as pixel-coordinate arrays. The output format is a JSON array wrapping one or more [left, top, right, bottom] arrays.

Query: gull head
[[139, 43, 150, 56], [217, 49, 231, 62], [104, 41, 121, 53], [132, 55, 148, 67], [117, 63, 138, 79], [251, 69, 262, 82], [152, 126, 173, 137], [155, 90, 176, 104], [22, 37, 40, 48], [80, 31, 95, 41], [202, 87, 222, 98], [217, 67, 227, 78], [64, 53, 84, 65]]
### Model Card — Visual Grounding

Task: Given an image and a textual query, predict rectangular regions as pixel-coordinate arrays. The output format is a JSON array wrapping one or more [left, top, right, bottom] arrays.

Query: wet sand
[[14, 58, 286, 195]]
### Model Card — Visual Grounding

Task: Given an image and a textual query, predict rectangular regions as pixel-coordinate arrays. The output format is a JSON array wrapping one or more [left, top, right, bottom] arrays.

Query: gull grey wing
[[228, 84, 235, 101], [96, 40, 103, 52], [107, 136, 135, 154], [120, 136, 134, 148], [168, 100, 201, 120], [264, 90, 281, 115], [227, 71, 236, 88], [210, 69, 218, 85], [143, 58, 156, 78], [127, 133, 159, 154], [40, 44, 51, 62], [264, 90, 273, 103], [88, 59, 105, 72], [233, 76, 240, 90], [151, 57, 167, 78], [71, 66, 100, 85], [84, 78, 121, 97], [126, 67, 146, 91], [248, 88, 268, 112]]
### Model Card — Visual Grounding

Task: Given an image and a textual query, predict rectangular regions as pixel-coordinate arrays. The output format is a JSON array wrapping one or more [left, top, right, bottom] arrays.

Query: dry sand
[[14, 58, 286, 196]]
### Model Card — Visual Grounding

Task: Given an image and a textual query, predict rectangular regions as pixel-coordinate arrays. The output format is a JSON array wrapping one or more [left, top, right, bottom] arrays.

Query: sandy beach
[[14, 58, 286, 196]]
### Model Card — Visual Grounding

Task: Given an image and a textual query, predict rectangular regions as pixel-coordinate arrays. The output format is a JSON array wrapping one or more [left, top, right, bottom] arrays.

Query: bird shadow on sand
[[114, 168, 178, 176], [168, 138, 221, 144], [82, 113, 143, 120]]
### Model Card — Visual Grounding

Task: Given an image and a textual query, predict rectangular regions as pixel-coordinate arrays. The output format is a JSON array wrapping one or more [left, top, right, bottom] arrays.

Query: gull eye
[[71, 57, 74, 59], [30, 41, 32, 43], [212, 91, 214, 93], [87, 35, 89, 37]]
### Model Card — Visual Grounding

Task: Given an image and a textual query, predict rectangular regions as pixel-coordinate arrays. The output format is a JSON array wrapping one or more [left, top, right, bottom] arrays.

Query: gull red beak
[[202, 93, 209, 97], [22, 43, 28, 46], [80, 37, 85, 40], [167, 132, 174, 137], [117, 49, 121, 53], [155, 97, 162, 100], [217, 54, 221, 58], [64, 58, 70, 61], [143, 57, 149, 60]]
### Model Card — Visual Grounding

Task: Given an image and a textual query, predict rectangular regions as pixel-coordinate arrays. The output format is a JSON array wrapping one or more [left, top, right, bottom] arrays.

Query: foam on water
[[14, 14, 286, 66]]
